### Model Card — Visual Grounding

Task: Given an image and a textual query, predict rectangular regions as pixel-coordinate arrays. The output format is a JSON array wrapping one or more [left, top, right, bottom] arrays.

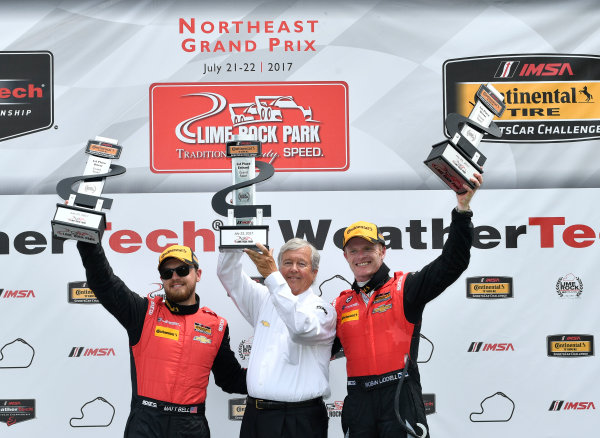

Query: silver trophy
[[211, 134, 275, 251], [425, 83, 505, 193], [51, 136, 125, 243]]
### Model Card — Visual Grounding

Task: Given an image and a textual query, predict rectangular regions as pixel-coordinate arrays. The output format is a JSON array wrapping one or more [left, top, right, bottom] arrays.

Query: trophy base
[[424, 141, 483, 194], [51, 203, 106, 244], [219, 225, 269, 251]]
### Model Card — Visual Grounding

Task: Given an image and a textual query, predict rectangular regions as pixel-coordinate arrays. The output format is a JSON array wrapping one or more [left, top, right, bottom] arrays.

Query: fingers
[[471, 172, 483, 188], [255, 242, 269, 254]]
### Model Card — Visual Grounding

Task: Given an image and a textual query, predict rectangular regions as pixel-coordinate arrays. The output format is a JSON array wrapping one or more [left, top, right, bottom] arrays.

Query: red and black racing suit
[[77, 242, 247, 438], [332, 208, 473, 438]]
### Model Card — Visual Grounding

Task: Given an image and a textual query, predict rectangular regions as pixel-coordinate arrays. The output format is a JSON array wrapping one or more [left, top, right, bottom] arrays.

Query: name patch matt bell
[[341, 309, 359, 324], [155, 326, 180, 341]]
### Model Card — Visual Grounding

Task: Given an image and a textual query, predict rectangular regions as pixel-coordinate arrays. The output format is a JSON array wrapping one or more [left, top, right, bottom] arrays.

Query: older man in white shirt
[[217, 238, 336, 438]]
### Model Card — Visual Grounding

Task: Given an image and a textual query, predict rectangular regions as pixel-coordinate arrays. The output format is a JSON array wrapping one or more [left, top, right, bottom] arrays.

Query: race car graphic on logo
[[229, 95, 316, 125]]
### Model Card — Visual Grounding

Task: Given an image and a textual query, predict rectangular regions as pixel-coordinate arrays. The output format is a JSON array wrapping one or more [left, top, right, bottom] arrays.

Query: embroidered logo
[[341, 309, 359, 324], [372, 303, 392, 314], [154, 326, 179, 341], [194, 323, 212, 335]]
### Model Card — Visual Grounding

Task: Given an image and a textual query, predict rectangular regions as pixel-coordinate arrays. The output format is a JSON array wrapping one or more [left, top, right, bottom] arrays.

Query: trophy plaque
[[425, 83, 505, 193], [211, 134, 275, 251], [51, 136, 125, 243]]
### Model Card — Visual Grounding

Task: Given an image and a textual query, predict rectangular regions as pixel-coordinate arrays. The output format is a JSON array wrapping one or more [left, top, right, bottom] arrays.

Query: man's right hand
[[243, 242, 277, 278]]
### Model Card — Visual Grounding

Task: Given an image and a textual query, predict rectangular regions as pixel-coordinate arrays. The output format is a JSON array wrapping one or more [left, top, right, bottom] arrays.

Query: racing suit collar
[[164, 293, 200, 315], [352, 263, 391, 295]]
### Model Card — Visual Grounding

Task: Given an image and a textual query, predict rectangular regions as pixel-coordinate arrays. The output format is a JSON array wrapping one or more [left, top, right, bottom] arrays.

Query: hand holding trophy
[[425, 83, 505, 193], [51, 136, 125, 243], [211, 134, 275, 251]]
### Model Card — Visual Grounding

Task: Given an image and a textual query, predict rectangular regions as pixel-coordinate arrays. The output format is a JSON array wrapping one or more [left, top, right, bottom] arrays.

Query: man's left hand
[[243, 242, 278, 278]]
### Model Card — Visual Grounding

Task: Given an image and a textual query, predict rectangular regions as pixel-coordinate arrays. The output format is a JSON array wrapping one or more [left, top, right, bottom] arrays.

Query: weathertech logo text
[[0, 52, 53, 142]]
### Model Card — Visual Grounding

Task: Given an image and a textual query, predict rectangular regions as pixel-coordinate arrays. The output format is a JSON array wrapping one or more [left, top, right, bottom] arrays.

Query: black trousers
[[240, 398, 328, 438], [341, 381, 428, 438], [124, 404, 209, 438]]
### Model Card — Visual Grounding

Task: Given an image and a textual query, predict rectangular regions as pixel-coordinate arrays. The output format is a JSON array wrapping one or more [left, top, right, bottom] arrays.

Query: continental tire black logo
[[228, 398, 246, 421], [466, 276, 513, 299], [68, 282, 99, 304], [0, 51, 53, 142], [444, 54, 600, 142], [547, 334, 594, 357]]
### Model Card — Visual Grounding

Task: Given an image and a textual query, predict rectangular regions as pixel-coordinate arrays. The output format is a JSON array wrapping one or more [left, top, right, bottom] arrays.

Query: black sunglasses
[[159, 264, 192, 280]]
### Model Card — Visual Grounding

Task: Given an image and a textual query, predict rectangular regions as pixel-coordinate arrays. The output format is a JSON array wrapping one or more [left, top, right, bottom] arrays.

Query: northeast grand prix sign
[[149, 82, 349, 172]]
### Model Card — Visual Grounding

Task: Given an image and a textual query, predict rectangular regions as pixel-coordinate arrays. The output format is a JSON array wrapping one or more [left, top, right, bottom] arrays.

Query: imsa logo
[[0, 289, 35, 298], [468, 342, 514, 352], [549, 400, 596, 411], [69, 347, 116, 357]]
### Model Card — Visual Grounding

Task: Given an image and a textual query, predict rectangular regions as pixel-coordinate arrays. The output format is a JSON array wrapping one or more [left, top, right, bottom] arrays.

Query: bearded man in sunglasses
[[76, 242, 247, 438]]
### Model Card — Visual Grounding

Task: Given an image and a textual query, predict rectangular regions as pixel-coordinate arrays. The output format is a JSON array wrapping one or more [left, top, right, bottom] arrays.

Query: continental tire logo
[[547, 334, 594, 357], [0, 52, 53, 142], [466, 277, 513, 299], [68, 282, 99, 304], [228, 398, 246, 421], [155, 326, 179, 341], [444, 54, 600, 142], [341, 309, 359, 324]]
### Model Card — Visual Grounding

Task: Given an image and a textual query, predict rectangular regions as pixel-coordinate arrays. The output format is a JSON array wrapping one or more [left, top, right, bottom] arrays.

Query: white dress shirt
[[217, 251, 336, 402]]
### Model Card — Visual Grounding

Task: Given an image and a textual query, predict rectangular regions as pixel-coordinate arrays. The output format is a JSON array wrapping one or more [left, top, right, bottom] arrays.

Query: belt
[[247, 396, 323, 410], [347, 369, 409, 391], [136, 397, 205, 415]]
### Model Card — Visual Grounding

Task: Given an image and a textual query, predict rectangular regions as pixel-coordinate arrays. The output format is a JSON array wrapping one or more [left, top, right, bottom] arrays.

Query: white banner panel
[[0, 189, 598, 437]]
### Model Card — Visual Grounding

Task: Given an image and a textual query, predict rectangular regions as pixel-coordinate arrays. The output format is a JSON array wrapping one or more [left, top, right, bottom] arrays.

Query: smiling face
[[279, 246, 318, 295], [160, 258, 200, 306], [343, 237, 386, 283]]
